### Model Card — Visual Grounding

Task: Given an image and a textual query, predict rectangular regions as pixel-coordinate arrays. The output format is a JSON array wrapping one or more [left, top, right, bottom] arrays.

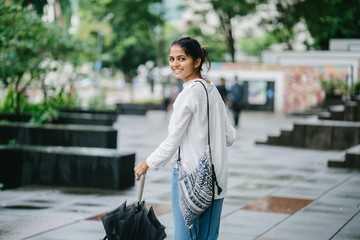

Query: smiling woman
[[134, 36, 235, 240]]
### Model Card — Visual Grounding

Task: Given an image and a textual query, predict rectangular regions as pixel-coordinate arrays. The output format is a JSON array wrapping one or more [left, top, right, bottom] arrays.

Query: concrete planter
[[116, 103, 149, 115], [59, 108, 117, 122], [0, 108, 117, 126], [0, 145, 135, 190], [0, 121, 117, 148]]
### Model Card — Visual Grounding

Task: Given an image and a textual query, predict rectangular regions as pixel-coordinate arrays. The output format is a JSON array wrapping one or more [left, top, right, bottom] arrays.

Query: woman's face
[[169, 45, 201, 82]]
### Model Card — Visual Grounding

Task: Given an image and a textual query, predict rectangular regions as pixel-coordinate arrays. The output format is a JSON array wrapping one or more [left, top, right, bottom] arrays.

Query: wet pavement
[[1, 110, 359, 240]]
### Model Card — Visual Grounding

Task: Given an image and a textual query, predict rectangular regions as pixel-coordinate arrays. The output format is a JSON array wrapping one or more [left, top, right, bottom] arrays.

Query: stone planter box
[[344, 101, 358, 122], [0, 108, 117, 126], [59, 107, 117, 121], [0, 145, 135, 190], [323, 94, 343, 106], [116, 103, 149, 115], [328, 144, 360, 169], [148, 103, 163, 111], [55, 112, 115, 126], [0, 121, 117, 148], [0, 113, 32, 122]]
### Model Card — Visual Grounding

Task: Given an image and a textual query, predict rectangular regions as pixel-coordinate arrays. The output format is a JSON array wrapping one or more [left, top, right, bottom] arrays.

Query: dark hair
[[170, 36, 211, 77]]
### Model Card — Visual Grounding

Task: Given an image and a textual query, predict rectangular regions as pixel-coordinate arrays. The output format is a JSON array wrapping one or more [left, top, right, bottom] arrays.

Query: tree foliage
[[13, 0, 72, 27], [209, 0, 266, 62], [104, 0, 163, 82], [14, 0, 48, 15], [295, 0, 360, 49], [261, 0, 301, 50], [0, 0, 82, 115], [239, 32, 277, 56], [265, 0, 360, 50]]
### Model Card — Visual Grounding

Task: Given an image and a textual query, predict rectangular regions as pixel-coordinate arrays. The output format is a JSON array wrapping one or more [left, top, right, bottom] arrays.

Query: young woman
[[134, 36, 236, 239]]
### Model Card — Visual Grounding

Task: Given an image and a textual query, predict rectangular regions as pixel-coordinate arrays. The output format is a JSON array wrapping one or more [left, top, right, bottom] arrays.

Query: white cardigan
[[146, 79, 236, 199]]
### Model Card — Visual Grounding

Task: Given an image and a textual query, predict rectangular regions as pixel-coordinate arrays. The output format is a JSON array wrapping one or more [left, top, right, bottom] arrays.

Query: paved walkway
[[0, 111, 359, 240]]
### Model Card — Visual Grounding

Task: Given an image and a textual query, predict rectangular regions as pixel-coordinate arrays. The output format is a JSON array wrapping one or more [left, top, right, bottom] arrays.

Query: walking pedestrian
[[134, 36, 236, 240], [162, 79, 172, 113], [216, 77, 228, 103], [229, 76, 245, 127]]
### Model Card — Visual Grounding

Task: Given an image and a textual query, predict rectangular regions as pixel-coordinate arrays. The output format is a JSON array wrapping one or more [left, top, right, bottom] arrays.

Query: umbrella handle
[[137, 173, 146, 202]]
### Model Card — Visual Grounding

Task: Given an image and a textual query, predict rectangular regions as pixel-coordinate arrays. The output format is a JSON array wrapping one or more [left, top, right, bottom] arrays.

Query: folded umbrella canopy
[[101, 174, 166, 240]]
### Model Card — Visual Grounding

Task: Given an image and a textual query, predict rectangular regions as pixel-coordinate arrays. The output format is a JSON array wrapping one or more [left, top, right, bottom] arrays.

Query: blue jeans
[[172, 168, 224, 240]]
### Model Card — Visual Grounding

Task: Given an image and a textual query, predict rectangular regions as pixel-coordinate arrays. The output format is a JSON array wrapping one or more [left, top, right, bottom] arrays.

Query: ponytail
[[201, 46, 211, 73]]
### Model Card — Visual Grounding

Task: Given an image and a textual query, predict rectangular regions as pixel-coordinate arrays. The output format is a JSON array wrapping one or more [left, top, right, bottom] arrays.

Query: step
[[344, 145, 360, 168]]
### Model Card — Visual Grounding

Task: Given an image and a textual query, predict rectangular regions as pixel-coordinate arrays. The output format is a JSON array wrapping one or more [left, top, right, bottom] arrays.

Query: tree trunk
[[54, 0, 64, 26], [15, 75, 22, 115], [217, 9, 236, 62], [156, 31, 164, 101], [124, 74, 134, 102]]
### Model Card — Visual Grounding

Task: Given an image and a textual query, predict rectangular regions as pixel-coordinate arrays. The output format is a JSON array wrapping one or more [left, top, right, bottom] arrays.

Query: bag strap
[[177, 80, 210, 163], [196, 80, 211, 146], [177, 80, 222, 240], [177, 80, 222, 195], [194, 81, 222, 195]]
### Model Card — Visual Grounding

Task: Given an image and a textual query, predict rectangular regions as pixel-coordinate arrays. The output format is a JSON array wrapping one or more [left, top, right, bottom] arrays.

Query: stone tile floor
[[0, 111, 359, 240]]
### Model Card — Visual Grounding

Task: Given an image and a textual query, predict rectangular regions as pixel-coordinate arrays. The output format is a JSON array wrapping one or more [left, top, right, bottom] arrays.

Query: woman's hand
[[134, 160, 149, 180]]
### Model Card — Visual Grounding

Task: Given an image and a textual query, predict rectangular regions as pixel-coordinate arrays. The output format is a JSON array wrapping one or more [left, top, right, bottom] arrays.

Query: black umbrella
[[101, 174, 167, 240]]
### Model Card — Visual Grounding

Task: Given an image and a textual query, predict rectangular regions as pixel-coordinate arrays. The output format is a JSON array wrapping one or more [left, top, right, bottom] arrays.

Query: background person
[[216, 77, 228, 103], [162, 79, 172, 114], [229, 76, 245, 127]]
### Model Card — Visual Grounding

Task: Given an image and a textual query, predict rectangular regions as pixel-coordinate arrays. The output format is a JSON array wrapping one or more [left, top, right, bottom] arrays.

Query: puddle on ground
[[302, 203, 346, 214], [235, 183, 278, 190], [65, 209, 89, 213], [73, 203, 104, 207], [3, 205, 49, 210], [242, 196, 313, 214], [61, 188, 129, 196], [297, 168, 317, 173], [269, 175, 301, 181], [27, 199, 56, 204], [304, 177, 337, 184], [229, 172, 262, 178], [241, 164, 281, 170]]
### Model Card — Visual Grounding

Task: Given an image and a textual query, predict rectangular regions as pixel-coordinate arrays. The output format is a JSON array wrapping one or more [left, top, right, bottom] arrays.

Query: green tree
[[0, 0, 82, 116], [264, 0, 360, 50], [0, 2, 50, 113], [295, 0, 360, 49], [261, 0, 301, 50], [239, 32, 277, 56], [15, 0, 72, 28], [103, 0, 163, 100], [14, 0, 48, 15], [209, 0, 266, 62]]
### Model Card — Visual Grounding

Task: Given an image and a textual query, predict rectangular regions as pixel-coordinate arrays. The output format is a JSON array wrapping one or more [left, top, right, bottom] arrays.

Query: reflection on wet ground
[[235, 183, 279, 190], [3, 205, 49, 210], [242, 196, 313, 214]]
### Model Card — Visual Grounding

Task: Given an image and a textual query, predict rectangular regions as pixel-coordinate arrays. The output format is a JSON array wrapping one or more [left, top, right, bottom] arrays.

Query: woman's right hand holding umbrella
[[134, 160, 149, 180]]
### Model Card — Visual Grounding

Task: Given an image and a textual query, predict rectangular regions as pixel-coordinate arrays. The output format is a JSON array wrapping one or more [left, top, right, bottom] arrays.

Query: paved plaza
[[0, 110, 359, 240]]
